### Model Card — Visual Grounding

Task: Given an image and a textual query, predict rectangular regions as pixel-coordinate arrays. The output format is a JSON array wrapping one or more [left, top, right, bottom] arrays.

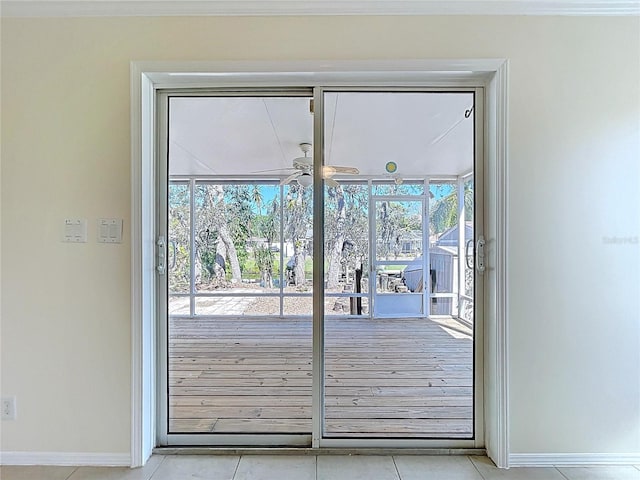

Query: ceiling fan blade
[[292, 156, 313, 164], [251, 167, 297, 174], [280, 171, 302, 185], [325, 177, 340, 188], [323, 165, 360, 176], [292, 158, 313, 170]]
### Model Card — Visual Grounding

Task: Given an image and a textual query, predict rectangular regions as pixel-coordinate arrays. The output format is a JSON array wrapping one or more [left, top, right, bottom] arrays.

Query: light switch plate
[[63, 219, 87, 243], [2, 396, 16, 420], [98, 218, 123, 243]]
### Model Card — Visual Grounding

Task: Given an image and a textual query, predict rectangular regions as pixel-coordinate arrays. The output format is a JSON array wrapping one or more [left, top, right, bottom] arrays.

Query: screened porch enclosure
[[167, 178, 474, 320], [162, 91, 479, 442]]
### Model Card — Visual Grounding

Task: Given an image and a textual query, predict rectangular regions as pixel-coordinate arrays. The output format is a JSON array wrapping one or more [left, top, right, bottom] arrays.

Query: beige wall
[[1, 15, 639, 457]]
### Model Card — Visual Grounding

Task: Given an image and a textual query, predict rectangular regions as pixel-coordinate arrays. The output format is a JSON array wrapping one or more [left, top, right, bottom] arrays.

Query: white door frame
[[130, 59, 510, 467], [370, 194, 427, 318]]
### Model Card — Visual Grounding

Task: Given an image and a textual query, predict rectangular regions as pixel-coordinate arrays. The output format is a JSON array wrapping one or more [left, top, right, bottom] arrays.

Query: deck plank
[[168, 316, 473, 438]]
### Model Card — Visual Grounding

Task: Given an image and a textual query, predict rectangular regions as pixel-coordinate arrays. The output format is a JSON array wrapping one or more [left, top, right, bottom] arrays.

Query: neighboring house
[[434, 221, 474, 247], [400, 231, 423, 255]]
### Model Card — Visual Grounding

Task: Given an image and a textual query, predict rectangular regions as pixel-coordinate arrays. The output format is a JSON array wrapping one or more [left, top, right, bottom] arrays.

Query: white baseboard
[[509, 453, 640, 467], [0, 451, 130, 466]]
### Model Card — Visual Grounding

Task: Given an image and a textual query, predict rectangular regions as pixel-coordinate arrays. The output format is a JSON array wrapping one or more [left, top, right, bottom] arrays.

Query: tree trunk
[[293, 243, 306, 287], [214, 237, 227, 281], [209, 185, 242, 284], [262, 269, 273, 289], [219, 223, 242, 283], [193, 252, 202, 285], [326, 186, 346, 290]]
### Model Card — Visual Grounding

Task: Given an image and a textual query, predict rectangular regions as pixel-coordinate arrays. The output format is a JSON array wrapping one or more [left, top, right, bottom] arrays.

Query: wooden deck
[[169, 316, 473, 438]]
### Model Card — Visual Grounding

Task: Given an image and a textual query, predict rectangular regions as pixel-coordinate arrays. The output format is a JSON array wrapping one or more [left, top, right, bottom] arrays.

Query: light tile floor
[[1, 456, 639, 480]]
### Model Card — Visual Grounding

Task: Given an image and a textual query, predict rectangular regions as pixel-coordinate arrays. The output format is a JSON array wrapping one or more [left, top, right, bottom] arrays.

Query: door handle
[[169, 240, 177, 270], [157, 236, 167, 275], [476, 236, 486, 273], [465, 239, 474, 269]]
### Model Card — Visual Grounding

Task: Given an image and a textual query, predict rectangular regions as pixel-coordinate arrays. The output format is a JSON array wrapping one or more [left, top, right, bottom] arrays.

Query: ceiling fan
[[273, 143, 360, 187]]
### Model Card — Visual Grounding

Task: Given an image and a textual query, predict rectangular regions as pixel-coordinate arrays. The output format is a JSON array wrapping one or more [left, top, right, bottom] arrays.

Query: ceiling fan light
[[297, 173, 313, 187]]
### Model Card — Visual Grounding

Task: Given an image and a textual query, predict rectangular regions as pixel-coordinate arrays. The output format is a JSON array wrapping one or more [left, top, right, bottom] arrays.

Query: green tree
[[324, 183, 369, 289], [168, 183, 191, 292], [377, 201, 408, 260], [194, 184, 243, 285], [253, 196, 279, 288], [283, 183, 312, 287], [429, 180, 473, 236], [225, 184, 253, 271]]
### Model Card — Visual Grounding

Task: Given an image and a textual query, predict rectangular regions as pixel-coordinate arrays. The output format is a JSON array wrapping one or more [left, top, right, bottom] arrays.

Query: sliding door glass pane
[[324, 182, 370, 317], [168, 181, 191, 295], [461, 177, 474, 323], [323, 91, 474, 438], [167, 95, 313, 435], [429, 181, 458, 316]]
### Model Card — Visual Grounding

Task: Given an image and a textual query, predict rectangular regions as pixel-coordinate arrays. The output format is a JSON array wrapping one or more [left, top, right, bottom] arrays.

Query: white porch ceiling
[[169, 92, 475, 178]]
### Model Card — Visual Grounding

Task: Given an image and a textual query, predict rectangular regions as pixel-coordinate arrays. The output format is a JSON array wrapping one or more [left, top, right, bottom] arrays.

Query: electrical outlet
[[1, 396, 16, 420]]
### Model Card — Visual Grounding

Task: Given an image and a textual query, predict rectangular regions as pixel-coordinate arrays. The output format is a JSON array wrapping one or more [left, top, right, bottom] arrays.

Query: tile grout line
[[555, 465, 571, 480], [467, 455, 488, 480], [231, 454, 242, 480], [64, 466, 79, 480], [391, 455, 402, 480], [148, 455, 168, 480]]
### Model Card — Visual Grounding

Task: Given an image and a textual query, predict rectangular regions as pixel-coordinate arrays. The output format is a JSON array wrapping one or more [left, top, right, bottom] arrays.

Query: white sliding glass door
[[156, 87, 484, 447], [158, 92, 315, 446], [320, 90, 481, 441]]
